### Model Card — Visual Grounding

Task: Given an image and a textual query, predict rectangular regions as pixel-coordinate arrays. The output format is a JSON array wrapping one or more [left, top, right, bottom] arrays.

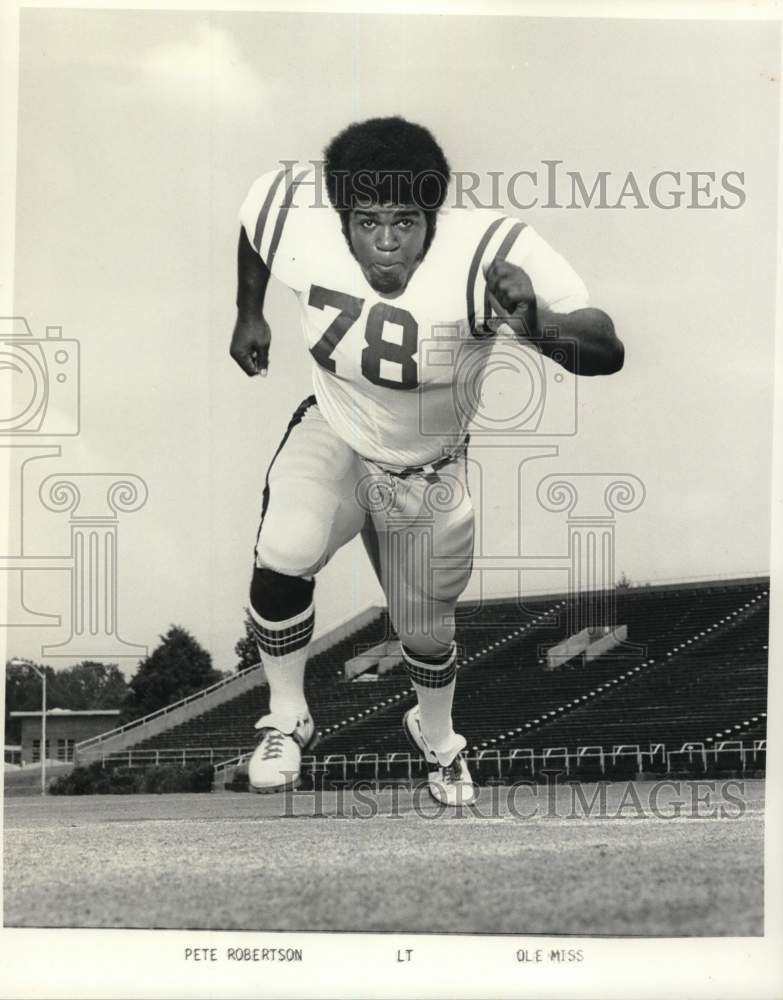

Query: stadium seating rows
[[123, 580, 768, 769], [316, 583, 769, 756]]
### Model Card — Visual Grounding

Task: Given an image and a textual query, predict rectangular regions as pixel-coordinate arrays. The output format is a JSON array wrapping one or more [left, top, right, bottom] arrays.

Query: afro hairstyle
[[323, 116, 451, 253]]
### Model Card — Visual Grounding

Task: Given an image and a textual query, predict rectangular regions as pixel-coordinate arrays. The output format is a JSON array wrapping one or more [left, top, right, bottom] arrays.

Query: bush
[[190, 763, 214, 793], [139, 763, 214, 793], [50, 766, 86, 795], [107, 766, 139, 794], [50, 761, 105, 795], [49, 761, 214, 795]]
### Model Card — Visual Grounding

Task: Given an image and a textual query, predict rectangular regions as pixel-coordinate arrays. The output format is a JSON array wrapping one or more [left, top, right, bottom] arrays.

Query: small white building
[[10, 708, 121, 765]]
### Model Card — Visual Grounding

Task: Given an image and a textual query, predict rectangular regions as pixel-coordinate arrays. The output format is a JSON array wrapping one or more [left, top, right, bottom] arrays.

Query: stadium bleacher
[[84, 577, 769, 782]]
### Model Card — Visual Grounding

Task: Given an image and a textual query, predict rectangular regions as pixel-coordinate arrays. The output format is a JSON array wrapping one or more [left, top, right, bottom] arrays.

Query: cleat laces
[[442, 756, 463, 784], [259, 731, 287, 760]]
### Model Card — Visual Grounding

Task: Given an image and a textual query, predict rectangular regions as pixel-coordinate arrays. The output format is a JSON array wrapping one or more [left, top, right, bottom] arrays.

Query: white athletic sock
[[249, 603, 314, 719], [402, 644, 459, 753]]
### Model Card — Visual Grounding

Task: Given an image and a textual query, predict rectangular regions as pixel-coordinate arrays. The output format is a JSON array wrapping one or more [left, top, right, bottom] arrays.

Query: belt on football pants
[[372, 436, 469, 482]]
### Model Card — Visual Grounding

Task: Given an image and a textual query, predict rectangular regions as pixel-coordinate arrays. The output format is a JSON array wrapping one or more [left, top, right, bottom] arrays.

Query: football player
[[230, 117, 623, 805]]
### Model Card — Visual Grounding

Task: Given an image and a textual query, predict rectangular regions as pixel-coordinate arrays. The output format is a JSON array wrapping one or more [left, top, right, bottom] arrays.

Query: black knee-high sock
[[248, 566, 315, 718]]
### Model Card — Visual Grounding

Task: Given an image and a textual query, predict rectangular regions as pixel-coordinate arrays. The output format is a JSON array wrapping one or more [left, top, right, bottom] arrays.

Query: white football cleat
[[247, 712, 317, 793], [403, 705, 476, 807]]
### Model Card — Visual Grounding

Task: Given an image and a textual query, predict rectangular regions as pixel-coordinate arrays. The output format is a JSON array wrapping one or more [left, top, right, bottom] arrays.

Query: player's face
[[347, 205, 428, 297]]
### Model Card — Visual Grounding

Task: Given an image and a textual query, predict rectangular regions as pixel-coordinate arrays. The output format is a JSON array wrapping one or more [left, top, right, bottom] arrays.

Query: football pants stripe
[[254, 395, 317, 556]]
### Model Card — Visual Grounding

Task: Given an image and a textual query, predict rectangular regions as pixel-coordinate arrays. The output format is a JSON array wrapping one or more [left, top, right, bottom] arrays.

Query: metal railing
[[507, 748, 535, 777], [476, 749, 503, 779], [94, 735, 766, 786], [385, 752, 413, 781], [99, 746, 250, 767], [680, 741, 708, 770], [578, 745, 606, 773], [542, 746, 570, 775], [612, 745, 642, 771], [323, 754, 349, 782], [355, 752, 379, 776], [75, 663, 264, 754]]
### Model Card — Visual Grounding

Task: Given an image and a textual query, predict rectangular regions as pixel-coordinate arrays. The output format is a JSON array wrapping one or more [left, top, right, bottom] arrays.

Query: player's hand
[[483, 259, 538, 339], [230, 316, 271, 376]]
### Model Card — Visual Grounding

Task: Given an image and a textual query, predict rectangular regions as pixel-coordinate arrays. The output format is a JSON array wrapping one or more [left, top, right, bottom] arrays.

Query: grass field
[[3, 779, 764, 936]]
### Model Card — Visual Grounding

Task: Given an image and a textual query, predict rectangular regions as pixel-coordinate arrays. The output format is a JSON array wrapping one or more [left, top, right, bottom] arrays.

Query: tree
[[4, 659, 128, 743], [53, 661, 127, 710], [121, 626, 222, 722], [234, 611, 261, 672], [4, 661, 52, 744]]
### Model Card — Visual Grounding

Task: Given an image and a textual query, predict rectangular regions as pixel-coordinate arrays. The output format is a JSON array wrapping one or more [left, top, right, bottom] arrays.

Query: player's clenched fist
[[230, 316, 271, 377], [483, 258, 538, 339]]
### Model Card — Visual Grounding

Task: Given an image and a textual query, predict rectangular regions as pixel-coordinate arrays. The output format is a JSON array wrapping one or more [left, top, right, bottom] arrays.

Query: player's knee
[[401, 634, 454, 660], [249, 565, 314, 623], [257, 507, 331, 577]]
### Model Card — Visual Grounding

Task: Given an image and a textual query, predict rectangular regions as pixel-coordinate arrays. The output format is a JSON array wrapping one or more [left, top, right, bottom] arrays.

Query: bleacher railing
[[75, 662, 264, 756], [578, 746, 606, 773], [202, 738, 766, 789], [97, 746, 249, 767]]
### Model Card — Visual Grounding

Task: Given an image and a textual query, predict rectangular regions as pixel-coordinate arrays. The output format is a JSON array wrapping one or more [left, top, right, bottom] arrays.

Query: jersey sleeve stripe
[[252, 169, 287, 253], [266, 168, 311, 272], [481, 220, 527, 334], [466, 217, 504, 336]]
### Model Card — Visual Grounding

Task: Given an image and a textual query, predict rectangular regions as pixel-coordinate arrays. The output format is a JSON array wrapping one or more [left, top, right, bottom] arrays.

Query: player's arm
[[541, 305, 623, 376], [230, 228, 272, 376], [485, 258, 623, 375], [485, 245, 624, 377]]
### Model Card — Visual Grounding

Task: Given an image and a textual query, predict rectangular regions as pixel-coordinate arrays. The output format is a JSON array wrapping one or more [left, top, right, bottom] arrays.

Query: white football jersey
[[239, 165, 589, 468]]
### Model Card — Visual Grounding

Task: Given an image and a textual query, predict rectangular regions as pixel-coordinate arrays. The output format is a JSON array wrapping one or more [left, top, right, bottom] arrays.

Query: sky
[[3, 10, 780, 674]]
